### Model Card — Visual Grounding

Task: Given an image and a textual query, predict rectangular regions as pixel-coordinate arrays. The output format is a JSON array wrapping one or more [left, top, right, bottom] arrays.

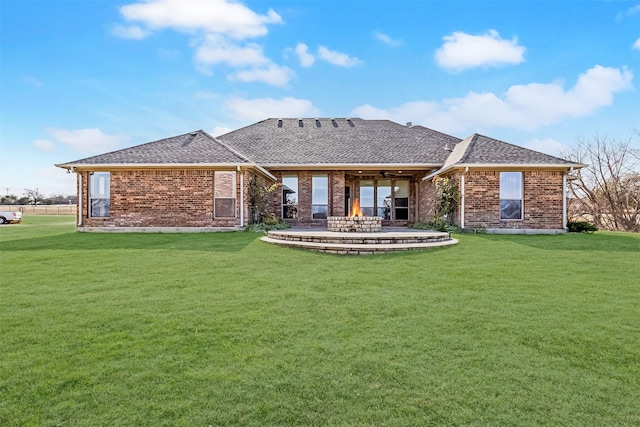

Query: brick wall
[[461, 170, 564, 230], [417, 179, 437, 223], [330, 172, 346, 217], [76, 168, 565, 230], [80, 170, 241, 228]]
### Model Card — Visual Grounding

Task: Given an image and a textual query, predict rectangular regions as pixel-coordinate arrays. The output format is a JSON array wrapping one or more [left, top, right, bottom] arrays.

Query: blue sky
[[1, 0, 639, 196]]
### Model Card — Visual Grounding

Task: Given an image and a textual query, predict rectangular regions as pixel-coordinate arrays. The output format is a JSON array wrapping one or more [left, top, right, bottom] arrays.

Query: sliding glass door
[[357, 179, 409, 222]]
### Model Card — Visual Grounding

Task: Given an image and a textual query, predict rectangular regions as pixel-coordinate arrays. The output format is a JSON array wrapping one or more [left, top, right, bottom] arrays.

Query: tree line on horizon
[[1, 189, 77, 206]]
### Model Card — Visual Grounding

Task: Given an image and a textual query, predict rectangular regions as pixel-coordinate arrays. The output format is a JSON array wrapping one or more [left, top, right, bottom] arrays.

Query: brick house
[[55, 118, 583, 233]]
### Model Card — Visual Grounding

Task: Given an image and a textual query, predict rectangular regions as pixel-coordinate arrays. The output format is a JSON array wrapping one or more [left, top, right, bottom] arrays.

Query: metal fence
[[0, 204, 77, 215]]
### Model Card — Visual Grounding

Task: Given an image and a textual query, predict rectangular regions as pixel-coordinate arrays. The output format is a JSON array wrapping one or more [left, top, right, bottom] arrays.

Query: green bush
[[567, 220, 597, 233], [245, 213, 289, 233], [411, 220, 461, 233], [464, 226, 487, 234]]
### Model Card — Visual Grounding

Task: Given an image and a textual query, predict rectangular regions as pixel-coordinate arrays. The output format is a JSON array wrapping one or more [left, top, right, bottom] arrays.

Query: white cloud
[[616, 4, 640, 21], [230, 64, 295, 87], [194, 34, 269, 68], [37, 166, 77, 192], [351, 101, 441, 127], [374, 31, 401, 47], [193, 34, 294, 85], [33, 139, 56, 152], [294, 43, 315, 67], [119, 0, 282, 39], [111, 24, 151, 40], [317, 46, 361, 67], [522, 138, 571, 157], [116, 0, 290, 86], [435, 29, 525, 71], [351, 65, 634, 134], [45, 128, 130, 153], [288, 43, 360, 68], [211, 126, 233, 137], [633, 38, 640, 50], [226, 97, 320, 122]]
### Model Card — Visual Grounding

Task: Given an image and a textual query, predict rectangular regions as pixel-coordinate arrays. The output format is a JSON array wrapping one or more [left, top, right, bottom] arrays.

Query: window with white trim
[[90, 172, 110, 218], [311, 175, 328, 219], [500, 172, 523, 220], [282, 175, 298, 219], [359, 180, 375, 216], [394, 180, 410, 220], [214, 171, 236, 218]]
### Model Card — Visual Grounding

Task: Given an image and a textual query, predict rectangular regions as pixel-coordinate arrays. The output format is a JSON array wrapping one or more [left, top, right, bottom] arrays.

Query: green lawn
[[1, 216, 639, 426]]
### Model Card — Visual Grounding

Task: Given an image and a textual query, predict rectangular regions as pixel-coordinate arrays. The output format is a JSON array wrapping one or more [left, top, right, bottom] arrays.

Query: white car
[[0, 211, 23, 224]]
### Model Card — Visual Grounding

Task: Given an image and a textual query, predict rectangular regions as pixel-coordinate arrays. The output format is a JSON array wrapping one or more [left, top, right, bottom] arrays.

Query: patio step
[[261, 229, 458, 255]]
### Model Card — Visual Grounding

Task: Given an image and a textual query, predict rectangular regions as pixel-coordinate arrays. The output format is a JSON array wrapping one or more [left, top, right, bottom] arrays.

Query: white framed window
[[90, 172, 110, 218], [311, 175, 328, 219], [282, 175, 298, 219], [359, 180, 375, 216], [394, 180, 410, 220], [214, 171, 236, 218], [377, 180, 392, 219], [500, 172, 523, 220]]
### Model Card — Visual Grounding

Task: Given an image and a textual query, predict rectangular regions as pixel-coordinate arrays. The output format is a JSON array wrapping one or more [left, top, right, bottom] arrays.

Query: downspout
[[562, 170, 568, 230], [460, 167, 468, 229], [77, 171, 83, 227], [238, 166, 244, 228], [415, 182, 419, 223]]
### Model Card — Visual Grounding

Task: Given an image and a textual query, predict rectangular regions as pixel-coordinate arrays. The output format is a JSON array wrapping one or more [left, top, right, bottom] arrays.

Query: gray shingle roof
[[57, 120, 582, 172], [218, 118, 460, 165], [424, 133, 582, 180], [57, 130, 249, 166], [454, 134, 576, 165]]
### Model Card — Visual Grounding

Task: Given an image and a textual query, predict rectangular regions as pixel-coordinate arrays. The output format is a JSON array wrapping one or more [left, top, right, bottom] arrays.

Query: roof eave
[[261, 163, 444, 170], [422, 162, 586, 180], [55, 162, 251, 170]]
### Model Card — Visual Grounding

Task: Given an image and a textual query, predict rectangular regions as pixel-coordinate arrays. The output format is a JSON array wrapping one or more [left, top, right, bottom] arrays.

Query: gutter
[[238, 166, 244, 227], [77, 171, 83, 227], [261, 163, 442, 170], [54, 162, 252, 169], [460, 167, 467, 229], [562, 171, 568, 230], [55, 162, 278, 181], [423, 162, 586, 181]]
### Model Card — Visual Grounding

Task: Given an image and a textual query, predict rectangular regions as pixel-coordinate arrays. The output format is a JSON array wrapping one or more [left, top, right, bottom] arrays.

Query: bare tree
[[565, 132, 640, 232], [24, 188, 42, 207]]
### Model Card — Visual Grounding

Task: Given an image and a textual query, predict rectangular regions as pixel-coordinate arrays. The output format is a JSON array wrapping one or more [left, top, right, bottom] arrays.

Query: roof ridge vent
[[277, 119, 283, 128], [346, 118, 355, 127], [298, 119, 303, 128], [331, 118, 338, 128], [315, 118, 321, 128]]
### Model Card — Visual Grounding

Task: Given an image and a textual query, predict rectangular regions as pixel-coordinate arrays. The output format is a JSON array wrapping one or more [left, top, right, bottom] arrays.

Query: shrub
[[567, 220, 597, 233], [245, 213, 289, 233], [417, 177, 461, 233], [463, 227, 487, 234], [411, 220, 461, 233]]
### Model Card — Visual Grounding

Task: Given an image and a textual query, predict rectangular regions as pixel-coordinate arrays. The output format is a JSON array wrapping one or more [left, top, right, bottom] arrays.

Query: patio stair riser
[[262, 230, 457, 255]]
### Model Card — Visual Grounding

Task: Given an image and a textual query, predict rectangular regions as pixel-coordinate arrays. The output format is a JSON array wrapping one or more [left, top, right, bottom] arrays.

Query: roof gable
[[457, 134, 576, 165], [424, 133, 583, 180], [57, 130, 250, 166]]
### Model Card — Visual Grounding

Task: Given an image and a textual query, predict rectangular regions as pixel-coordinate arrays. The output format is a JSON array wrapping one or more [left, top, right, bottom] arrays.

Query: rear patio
[[261, 226, 457, 254]]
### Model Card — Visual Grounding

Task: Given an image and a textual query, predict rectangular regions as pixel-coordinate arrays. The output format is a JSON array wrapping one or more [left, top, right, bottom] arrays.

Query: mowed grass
[[1, 216, 639, 426]]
